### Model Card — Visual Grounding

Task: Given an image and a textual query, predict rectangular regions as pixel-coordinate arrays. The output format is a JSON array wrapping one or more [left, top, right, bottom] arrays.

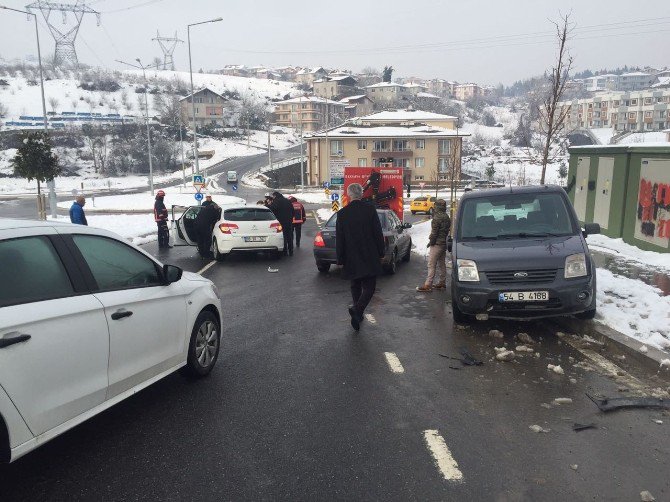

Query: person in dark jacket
[[194, 203, 221, 258], [69, 196, 88, 225], [268, 191, 294, 256], [153, 190, 171, 249], [201, 195, 215, 207], [287, 196, 307, 248], [417, 199, 451, 292], [336, 183, 385, 331]]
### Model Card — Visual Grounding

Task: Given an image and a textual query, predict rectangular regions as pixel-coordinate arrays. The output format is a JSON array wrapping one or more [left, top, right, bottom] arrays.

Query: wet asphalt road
[[1, 216, 669, 501]]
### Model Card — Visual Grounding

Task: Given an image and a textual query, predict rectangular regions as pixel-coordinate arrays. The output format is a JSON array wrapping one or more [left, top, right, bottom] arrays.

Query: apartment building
[[365, 82, 409, 103], [306, 123, 467, 185], [453, 83, 483, 101], [313, 75, 358, 99], [179, 87, 228, 128], [359, 109, 457, 129], [295, 67, 328, 86], [272, 96, 346, 132], [339, 95, 375, 118], [560, 89, 670, 132]]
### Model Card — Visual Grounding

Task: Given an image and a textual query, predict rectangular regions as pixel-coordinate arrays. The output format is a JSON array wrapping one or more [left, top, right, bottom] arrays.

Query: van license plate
[[499, 291, 548, 302], [244, 236, 266, 242]]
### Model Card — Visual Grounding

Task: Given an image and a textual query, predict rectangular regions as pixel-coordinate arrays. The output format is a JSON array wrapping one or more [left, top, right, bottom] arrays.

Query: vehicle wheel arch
[[0, 413, 10, 463], [200, 304, 221, 330]]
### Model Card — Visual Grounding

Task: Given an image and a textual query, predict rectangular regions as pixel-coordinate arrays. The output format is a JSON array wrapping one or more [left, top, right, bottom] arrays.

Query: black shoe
[[289, 250, 293, 256], [348, 307, 361, 331]]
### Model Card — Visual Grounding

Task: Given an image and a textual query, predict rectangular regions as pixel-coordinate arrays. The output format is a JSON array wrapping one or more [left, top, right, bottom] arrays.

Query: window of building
[[416, 139, 425, 149], [393, 140, 409, 151], [644, 111, 653, 118], [631, 99, 638, 105], [414, 175, 424, 181], [644, 97, 653, 105], [357, 140, 367, 150], [358, 158, 367, 166], [330, 140, 343, 155], [373, 140, 390, 151], [393, 158, 410, 168], [415, 157, 425, 168], [613, 100, 620, 106], [438, 157, 449, 172], [646, 122, 653, 130], [628, 112, 636, 119], [438, 139, 451, 155]]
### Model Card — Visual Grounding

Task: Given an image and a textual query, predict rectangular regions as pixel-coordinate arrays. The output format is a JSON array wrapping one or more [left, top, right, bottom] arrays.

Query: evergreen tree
[[382, 66, 394, 83], [12, 131, 61, 194]]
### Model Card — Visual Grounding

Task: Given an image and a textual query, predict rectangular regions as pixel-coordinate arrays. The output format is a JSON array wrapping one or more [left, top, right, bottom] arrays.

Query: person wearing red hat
[[154, 190, 171, 249]]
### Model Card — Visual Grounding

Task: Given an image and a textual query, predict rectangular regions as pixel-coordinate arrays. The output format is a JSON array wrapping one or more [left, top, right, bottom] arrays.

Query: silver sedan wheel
[[195, 320, 219, 368]]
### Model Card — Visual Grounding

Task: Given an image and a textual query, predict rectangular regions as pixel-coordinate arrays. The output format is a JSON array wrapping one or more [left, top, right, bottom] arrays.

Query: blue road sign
[[330, 193, 340, 201], [323, 181, 330, 188], [194, 192, 204, 201], [192, 174, 205, 185], [232, 184, 238, 191]]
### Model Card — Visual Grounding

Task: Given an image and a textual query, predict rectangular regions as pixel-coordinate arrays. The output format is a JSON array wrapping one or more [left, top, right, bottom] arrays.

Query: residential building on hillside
[[179, 87, 228, 128], [306, 123, 468, 185], [618, 72, 658, 92], [365, 82, 410, 103], [339, 95, 375, 118], [295, 67, 328, 86], [427, 79, 457, 96], [221, 65, 248, 77], [272, 96, 346, 132], [560, 89, 670, 132], [313, 75, 358, 99], [453, 83, 483, 101], [582, 74, 618, 92], [358, 109, 457, 129]]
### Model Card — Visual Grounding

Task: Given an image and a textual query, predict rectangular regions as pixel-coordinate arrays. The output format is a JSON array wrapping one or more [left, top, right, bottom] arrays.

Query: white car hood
[[182, 270, 212, 283]]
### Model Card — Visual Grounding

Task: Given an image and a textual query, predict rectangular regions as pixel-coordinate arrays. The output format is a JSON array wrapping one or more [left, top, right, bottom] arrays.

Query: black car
[[448, 185, 600, 322], [313, 209, 412, 274]]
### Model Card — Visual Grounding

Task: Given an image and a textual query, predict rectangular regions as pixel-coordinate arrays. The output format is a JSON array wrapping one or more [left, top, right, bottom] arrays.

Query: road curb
[[550, 316, 670, 383]]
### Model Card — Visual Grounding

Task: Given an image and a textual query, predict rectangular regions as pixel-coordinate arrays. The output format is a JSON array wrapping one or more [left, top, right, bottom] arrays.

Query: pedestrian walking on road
[[336, 183, 385, 331], [268, 191, 294, 256], [288, 196, 306, 248], [69, 195, 88, 225], [417, 199, 451, 292], [154, 190, 171, 249], [194, 202, 221, 258]]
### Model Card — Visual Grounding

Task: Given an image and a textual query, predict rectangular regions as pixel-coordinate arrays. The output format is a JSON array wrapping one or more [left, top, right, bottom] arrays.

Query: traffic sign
[[324, 189, 331, 196], [232, 184, 238, 191], [330, 193, 339, 201], [419, 182, 426, 188], [330, 177, 344, 185], [192, 174, 205, 188], [194, 192, 204, 201], [323, 181, 330, 188], [331, 201, 340, 212]]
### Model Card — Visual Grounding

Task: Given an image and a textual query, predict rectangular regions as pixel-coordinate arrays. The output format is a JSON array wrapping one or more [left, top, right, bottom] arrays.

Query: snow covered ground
[[57, 191, 246, 212], [409, 220, 670, 352], [48, 213, 157, 245], [587, 234, 670, 273]]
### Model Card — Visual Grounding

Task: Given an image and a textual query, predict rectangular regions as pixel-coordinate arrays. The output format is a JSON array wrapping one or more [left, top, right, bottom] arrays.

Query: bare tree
[[536, 13, 573, 184], [48, 96, 59, 114]]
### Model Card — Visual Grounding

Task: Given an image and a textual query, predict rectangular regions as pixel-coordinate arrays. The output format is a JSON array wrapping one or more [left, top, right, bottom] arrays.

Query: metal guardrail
[[258, 156, 303, 173]]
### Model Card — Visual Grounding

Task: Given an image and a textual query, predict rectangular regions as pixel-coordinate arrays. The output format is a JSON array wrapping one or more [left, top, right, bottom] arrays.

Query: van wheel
[[576, 308, 596, 320], [317, 262, 330, 273]]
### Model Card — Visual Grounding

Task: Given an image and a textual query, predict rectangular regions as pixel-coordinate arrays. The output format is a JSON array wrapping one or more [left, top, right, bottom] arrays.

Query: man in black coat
[[336, 183, 385, 331], [268, 191, 294, 256], [194, 203, 221, 258]]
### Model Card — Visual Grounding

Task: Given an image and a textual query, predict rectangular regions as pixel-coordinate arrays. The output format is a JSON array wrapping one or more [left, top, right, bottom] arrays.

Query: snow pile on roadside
[[49, 214, 156, 245], [409, 220, 432, 257], [595, 269, 670, 351], [292, 191, 330, 204], [57, 191, 245, 211], [587, 234, 670, 273], [316, 208, 333, 223]]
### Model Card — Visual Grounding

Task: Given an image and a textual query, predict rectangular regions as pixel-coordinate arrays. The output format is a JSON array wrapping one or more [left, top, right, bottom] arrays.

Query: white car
[[174, 204, 284, 259], [0, 219, 222, 463]]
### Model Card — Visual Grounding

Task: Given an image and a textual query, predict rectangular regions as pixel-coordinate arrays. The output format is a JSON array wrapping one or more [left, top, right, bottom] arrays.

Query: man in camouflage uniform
[[417, 199, 451, 292]]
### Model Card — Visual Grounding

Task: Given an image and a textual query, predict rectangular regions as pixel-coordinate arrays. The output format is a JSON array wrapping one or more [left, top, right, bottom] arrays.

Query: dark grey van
[[449, 185, 600, 322]]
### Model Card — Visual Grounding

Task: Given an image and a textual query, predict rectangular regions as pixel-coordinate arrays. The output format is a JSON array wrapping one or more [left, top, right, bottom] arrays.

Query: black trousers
[[197, 229, 211, 257], [350, 276, 377, 316], [157, 221, 170, 248], [282, 224, 294, 254], [293, 224, 302, 247]]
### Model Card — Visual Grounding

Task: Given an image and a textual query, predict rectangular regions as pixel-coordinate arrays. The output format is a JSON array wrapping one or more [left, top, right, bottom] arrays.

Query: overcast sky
[[1, 0, 668, 85]]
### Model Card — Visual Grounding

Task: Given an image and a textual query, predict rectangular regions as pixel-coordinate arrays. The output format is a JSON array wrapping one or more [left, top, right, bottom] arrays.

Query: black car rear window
[[458, 192, 575, 240], [224, 208, 275, 221], [324, 212, 386, 228]]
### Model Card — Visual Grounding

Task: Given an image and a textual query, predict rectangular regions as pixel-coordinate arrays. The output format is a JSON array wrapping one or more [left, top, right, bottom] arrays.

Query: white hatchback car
[[0, 219, 222, 463], [174, 204, 284, 259]]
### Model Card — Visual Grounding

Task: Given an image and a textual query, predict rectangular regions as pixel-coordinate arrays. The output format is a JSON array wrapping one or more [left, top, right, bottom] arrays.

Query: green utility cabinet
[[567, 145, 670, 253]]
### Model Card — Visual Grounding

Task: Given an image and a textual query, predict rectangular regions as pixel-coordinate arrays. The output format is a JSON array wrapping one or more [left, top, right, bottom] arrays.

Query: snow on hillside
[[0, 68, 297, 121]]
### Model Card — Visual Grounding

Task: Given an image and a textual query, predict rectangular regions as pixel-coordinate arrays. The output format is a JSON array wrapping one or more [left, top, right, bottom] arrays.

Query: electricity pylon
[[152, 31, 183, 70]]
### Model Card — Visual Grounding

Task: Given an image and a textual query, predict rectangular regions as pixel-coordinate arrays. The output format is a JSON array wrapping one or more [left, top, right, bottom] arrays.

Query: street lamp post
[[187, 17, 222, 175], [1, 5, 55, 218], [116, 58, 155, 195]]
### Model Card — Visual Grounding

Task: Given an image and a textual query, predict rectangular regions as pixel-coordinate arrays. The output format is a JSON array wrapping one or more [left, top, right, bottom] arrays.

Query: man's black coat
[[336, 199, 385, 280]]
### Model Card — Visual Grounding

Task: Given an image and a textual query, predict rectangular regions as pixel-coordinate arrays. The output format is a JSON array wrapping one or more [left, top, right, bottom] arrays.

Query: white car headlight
[[565, 253, 587, 278], [457, 259, 480, 282]]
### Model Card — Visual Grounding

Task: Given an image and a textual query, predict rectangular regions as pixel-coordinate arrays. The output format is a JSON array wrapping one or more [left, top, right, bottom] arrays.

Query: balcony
[[371, 148, 413, 159]]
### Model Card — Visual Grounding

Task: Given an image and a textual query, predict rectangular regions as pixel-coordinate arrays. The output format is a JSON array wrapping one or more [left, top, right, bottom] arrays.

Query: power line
[[102, 0, 165, 14]]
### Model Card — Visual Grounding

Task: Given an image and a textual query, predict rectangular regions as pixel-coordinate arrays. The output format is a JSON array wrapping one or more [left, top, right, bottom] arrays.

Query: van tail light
[[314, 231, 326, 247], [218, 223, 239, 234], [270, 222, 283, 233]]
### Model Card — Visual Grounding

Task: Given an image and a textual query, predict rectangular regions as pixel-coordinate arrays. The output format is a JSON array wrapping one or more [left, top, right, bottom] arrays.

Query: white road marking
[[313, 210, 321, 225], [423, 430, 464, 482], [384, 352, 405, 374], [196, 260, 217, 275], [364, 313, 377, 324]]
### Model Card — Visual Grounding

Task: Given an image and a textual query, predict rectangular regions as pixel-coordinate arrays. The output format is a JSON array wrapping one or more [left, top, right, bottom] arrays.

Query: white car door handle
[[0, 332, 31, 349], [111, 310, 133, 321]]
